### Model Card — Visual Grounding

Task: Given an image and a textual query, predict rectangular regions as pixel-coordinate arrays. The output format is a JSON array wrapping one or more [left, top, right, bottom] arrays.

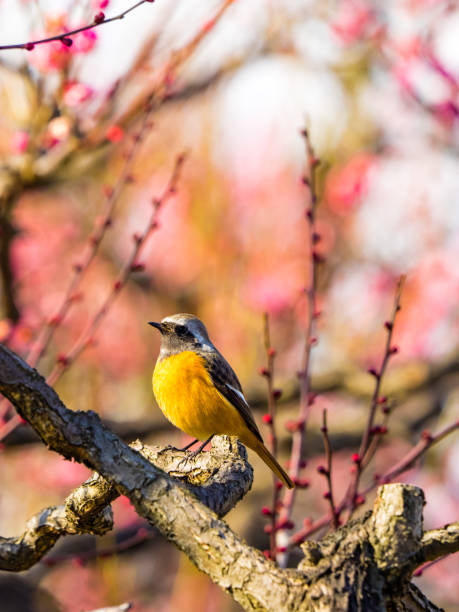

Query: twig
[[0, 0, 155, 51], [260, 313, 283, 558], [0, 213, 20, 322], [345, 275, 405, 516], [318, 409, 338, 529], [0, 0, 236, 439], [43, 523, 155, 567], [375, 419, 459, 484], [45, 152, 186, 387], [276, 127, 321, 563], [359, 402, 392, 470], [25, 108, 154, 370], [289, 419, 459, 547], [22, 0, 235, 372], [0, 413, 23, 440], [0, 106, 156, 440], [413, 556, 446, 578]]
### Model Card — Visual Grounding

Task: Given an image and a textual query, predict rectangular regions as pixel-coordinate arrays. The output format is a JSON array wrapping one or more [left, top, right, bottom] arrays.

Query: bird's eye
[[175, 324, 187, 335]]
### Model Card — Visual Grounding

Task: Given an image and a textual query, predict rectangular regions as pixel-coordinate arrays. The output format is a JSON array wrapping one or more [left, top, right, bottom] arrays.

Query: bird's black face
[[149, 321, 193, 339]]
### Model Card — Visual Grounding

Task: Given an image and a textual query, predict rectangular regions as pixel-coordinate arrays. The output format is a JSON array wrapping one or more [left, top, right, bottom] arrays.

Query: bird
[[149, 313, 294, 489]]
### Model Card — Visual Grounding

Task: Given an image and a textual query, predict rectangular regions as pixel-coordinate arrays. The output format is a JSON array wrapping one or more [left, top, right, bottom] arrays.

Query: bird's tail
[[251, 438, 294, 489]]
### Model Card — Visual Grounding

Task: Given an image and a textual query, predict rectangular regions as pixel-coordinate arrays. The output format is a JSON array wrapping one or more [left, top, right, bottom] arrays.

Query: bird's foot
[[177, 435, 214, 469]]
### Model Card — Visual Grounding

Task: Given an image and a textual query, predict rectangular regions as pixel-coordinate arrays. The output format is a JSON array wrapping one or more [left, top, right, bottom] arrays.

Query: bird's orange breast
[[152, 351, 249, 441]]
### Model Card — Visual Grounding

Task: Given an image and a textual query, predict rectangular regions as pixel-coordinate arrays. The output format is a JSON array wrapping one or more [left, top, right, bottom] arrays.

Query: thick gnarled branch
[[0, 344, 458, 612], [0, 345, 304, 611], [0, 436, 252, 571]]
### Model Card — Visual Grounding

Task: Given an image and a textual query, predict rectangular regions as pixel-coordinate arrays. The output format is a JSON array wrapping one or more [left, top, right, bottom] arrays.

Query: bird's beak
[[148, 321, 163, 333]]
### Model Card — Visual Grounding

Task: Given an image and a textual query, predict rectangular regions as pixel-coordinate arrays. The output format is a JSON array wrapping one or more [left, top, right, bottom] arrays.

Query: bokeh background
[[0, 0, 458, 610]]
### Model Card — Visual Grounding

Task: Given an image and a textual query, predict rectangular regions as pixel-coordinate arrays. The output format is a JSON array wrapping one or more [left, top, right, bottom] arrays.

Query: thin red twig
[[276, 128, 321, 562], [24, 0, 235, 370], [260, 313, 282, 558], [413, 555, 446, 578], [289, 419, 459, 547], [0, 0, 155, 51], [26, 111, 154, 370], [45, 152, 187, 387], [345, 275, 405, 516], [375, 419, 459, 485], [43, 523, 155, 567], [319, 409, 338, 529], [0, 0, 235, 440]]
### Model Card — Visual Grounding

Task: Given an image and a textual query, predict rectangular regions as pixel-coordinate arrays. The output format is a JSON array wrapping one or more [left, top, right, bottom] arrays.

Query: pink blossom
[[27, 13, 98, 72], [331, 0, 374, 44], [244, 271, 301, 315], [326, 153, 375, 215], [63, 81, 93, 107], [10, 131, 30, 154], [92, 0, 109, 8], [28, 39, 72, 72], [71, 29, 98, 54]]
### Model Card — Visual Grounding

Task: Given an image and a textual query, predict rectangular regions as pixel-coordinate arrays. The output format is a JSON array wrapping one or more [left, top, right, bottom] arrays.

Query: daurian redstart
[[149, 313, 293, 488]]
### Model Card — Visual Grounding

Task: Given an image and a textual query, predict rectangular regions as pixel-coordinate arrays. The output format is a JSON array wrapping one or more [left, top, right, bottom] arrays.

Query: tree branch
[[0, 211, 19, 322], [0, 436, 252, 571], [0, 344, 456, 611], [0, 473, 114, 571], [0, 344, 304, 610], [0, 1, 155, 51], [420, 522, 459, 563]]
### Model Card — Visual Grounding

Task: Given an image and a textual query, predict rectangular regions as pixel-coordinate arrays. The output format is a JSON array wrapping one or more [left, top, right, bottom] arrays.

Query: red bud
[[130, 262, 145, 272], [57, 354, 69, 367], [276, 546, 287, 553], [421, 430, 433, 442]]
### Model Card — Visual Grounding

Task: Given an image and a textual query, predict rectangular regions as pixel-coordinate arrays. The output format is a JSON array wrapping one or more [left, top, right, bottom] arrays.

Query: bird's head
[[149, 313, 214, 356]]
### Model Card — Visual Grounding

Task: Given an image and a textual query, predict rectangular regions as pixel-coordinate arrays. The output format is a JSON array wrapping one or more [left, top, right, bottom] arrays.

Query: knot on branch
[[297, 484, 446, 611], [131, 436, 253, 517], [369, 483, 424, 579], [64, 472, 117, 531]]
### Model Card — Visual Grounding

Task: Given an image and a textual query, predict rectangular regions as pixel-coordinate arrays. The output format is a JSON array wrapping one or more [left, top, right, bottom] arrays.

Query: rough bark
[[0, 344, 458, 611]]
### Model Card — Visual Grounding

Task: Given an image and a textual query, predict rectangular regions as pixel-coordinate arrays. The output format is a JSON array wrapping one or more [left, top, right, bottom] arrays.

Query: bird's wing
[[206, 351, 264, 443]]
